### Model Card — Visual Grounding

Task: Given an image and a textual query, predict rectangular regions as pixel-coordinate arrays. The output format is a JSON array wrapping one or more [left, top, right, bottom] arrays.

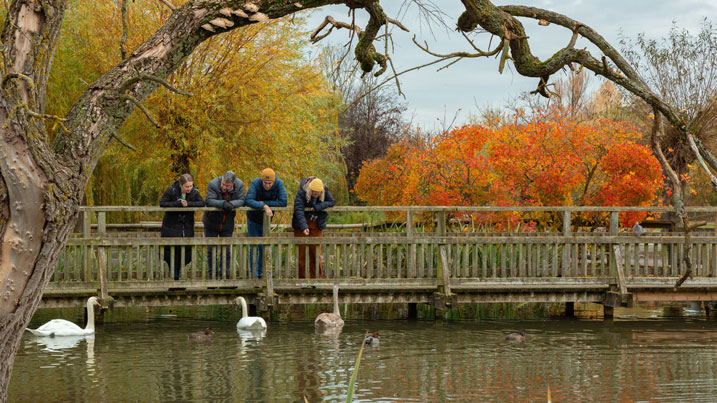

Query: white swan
[[26, 296, 101, 337], [236, 296, 267, 330], [314, 284, 344, 332]]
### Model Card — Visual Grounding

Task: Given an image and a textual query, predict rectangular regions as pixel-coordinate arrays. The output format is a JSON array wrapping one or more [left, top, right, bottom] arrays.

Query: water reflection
[[237, 328, 267, 342], [11, 318, 717, 402], [29, 334, 90, 352]]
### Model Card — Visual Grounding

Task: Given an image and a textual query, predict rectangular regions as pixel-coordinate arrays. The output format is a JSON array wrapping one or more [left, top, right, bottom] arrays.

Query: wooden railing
[[55, 206, 717, 289]]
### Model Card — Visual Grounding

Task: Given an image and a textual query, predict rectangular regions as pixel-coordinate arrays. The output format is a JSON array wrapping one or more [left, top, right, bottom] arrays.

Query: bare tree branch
[[310, 16, 362, 43], [687, 132, 717, 189], [693, 136, 717, 176], [120, 0, 128, 60], [121, 94, 160, 128], [651, 108, 693, 287], [119, 72, 193, 96], [157, 0, 175, 10], [457, 1, 685, 132], [110, 133, 137, 151], [413, 34, 503, 59]]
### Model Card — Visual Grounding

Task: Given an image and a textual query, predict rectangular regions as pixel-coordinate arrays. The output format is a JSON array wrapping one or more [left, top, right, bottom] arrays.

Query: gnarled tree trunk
[[0, 1, 364, 400]]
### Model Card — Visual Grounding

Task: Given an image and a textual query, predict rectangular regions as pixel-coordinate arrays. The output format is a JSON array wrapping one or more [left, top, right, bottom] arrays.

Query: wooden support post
[[612, 245, 629, 297], [713, 213, 717, 277], [438, 245, 451, 296], [262, 210, 271, 280], [407, 210, 416, 278], [82, 210, 91, 281], [609, 211, 619, 279], [562, 210, 571, 276], [262, 210, 274, 309], [408, 303, 418, 320], [565, 302, 575, 317], [603, 305, 614, 320], [97, 212, 109, 300], [432, 244, 454, 320]]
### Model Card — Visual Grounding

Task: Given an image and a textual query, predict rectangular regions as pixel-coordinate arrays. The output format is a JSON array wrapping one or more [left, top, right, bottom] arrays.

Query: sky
[[304, 1, 716, 131]]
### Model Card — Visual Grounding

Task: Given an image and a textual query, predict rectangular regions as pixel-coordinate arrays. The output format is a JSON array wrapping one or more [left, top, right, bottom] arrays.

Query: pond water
[[10, 313, 717, 402]]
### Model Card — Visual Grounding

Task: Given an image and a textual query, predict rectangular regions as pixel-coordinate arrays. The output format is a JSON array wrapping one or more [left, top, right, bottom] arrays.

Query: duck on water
[[505, 330, 526, 342], [188, 328, 213, 341], [364, 332, 380, 347]]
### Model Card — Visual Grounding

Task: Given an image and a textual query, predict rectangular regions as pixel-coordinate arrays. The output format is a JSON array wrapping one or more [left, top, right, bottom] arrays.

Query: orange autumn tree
[[488, 113, 589, 206], [355, 111, 664, 228], [353, 141, 423, 206], [586, 142, 664, 226], [355, 126, 493, 206]]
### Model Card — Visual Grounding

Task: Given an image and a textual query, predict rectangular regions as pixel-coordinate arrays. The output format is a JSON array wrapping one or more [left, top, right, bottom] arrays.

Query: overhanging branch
[[687, 132, 717, 189]]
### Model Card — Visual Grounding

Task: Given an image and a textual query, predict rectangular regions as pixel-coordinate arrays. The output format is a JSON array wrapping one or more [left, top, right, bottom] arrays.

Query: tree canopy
[[48, 0, 348, 208]]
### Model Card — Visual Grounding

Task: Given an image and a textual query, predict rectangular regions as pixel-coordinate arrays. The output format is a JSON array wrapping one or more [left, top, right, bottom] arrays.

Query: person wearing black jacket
[[202, 171, 245, 279], [292, 176, 335, 278], [160, 174, 205, 280]]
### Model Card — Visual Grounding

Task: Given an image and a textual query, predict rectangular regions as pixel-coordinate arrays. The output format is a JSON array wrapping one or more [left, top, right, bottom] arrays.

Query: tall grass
[[346, 331, 368, 402]]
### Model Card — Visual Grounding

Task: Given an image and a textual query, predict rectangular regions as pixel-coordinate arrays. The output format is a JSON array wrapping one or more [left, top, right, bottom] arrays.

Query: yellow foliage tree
[[47, 0, 347, 212]]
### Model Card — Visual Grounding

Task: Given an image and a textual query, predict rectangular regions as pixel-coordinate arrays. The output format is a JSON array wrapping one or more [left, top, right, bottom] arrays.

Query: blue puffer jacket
[[245, 175, 288, 224], [292, 177, 335, 231]]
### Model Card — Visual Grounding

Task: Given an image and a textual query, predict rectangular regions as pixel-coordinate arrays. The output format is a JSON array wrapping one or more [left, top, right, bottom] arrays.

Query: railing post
[[82, 210, 91, 281], [407, 209, 416, 278], [97, 212, 109, 300], [262, 210, 275, 312], [609, 211, 619, 279], [438, 245, 451, 295], [714, 213, 717, 277], [437, 210, 446, 236], [432, 243, 453, 319], [262, 209, 271, 280], [562, 210, 571, 276]]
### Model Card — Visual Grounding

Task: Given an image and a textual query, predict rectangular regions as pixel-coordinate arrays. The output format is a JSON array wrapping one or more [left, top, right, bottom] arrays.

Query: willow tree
[[0, 1, 713, 400]]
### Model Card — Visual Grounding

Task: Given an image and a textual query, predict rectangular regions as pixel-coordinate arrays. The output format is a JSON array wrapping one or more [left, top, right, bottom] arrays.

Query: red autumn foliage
[[354, 112, 664, 228]]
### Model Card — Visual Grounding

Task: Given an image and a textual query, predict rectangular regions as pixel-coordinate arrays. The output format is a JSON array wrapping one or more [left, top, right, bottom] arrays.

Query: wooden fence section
[[43, 206, 717, 309], [54, 235, 717, 283]]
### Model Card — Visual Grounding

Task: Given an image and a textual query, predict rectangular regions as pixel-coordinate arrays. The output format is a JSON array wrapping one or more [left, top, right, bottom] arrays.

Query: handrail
[[77, 205, 717, 213]]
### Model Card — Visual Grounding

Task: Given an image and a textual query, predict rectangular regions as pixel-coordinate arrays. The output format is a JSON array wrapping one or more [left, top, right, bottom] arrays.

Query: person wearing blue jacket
[[245, 168, 287, 279]]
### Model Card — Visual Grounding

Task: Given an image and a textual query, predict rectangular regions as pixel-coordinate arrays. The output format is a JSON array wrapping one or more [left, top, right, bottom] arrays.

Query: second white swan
[[314, 284, 344, 332], [236, 296, 267, 330]]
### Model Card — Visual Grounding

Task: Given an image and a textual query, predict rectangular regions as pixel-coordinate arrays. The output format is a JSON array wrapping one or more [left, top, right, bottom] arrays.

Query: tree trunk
[[0, 1, 372, 400]]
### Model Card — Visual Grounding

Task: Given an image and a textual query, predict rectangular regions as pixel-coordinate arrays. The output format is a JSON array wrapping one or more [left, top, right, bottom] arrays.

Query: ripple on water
[[10, 318, 717, 402]]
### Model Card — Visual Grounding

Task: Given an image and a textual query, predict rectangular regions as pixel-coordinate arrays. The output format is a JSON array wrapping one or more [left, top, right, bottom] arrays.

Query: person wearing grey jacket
[[203, 171, 245, 279]]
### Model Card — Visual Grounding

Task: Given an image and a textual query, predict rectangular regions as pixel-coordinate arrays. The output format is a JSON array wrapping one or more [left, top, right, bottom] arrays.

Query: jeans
[[205, 226, 233, 279], [163, 244, 192, 280], [247, 219, 264, 279]]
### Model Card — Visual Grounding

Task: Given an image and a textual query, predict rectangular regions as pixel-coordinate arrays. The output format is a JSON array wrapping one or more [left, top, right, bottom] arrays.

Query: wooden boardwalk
[[44, 206, 717, 314]]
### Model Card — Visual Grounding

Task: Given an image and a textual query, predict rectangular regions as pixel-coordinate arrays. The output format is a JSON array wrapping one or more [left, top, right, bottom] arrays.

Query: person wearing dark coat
[[245, 168, 287, 279], [160, 174, 205, 280], [202, 171, 245, 279], [292, 177, 335, 278]]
